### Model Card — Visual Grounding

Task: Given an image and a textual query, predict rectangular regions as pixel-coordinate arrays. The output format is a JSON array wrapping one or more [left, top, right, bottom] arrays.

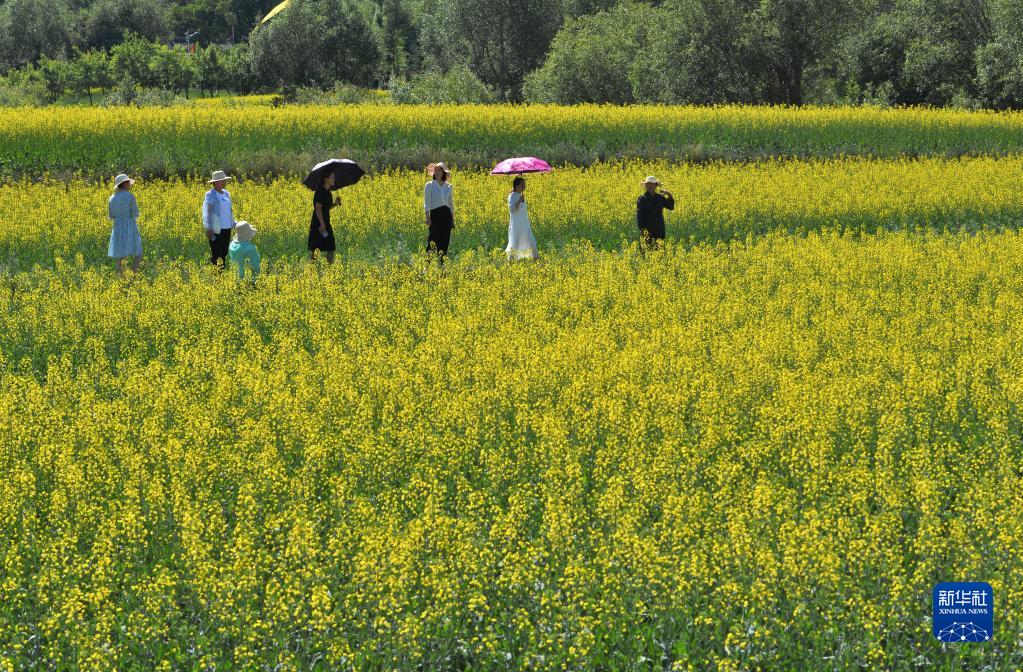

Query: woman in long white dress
[[506, 176, 539, 260]]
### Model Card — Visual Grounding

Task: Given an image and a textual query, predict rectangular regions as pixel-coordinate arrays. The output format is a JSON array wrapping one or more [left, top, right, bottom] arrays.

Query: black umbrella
[[303, 159, 365, 191]]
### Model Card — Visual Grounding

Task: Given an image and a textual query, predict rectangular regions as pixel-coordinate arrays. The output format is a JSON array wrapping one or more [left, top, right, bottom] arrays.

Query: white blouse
[[423, 180, 454, 212], [202, 188, 235, 233]]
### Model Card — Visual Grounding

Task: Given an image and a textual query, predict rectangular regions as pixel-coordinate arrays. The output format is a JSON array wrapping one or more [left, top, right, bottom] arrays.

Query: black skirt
[[308, 222, 336, 251], [427, 206, 453, 254]]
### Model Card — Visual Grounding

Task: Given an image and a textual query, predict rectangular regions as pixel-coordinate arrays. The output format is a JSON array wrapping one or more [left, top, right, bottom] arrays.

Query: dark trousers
[[427, 206, 453, 260], [639, 225, 665, 251], [209, 230, 231, 267]]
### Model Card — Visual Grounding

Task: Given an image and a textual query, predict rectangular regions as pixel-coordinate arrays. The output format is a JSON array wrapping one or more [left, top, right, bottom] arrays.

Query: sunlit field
[[2, 156, 1022, 270], [1, 104, 1021, 670], [3, 104, 1023, 177]]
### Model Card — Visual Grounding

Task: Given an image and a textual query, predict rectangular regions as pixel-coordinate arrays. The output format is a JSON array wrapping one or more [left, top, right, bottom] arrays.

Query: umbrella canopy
[[260, 0, 290, 25], [490, 157, 552, 175], [303, 159, 365, 191]]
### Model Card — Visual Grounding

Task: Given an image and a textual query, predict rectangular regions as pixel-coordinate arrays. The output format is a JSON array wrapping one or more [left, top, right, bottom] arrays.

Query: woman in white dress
[[506, 177, 538, 260]]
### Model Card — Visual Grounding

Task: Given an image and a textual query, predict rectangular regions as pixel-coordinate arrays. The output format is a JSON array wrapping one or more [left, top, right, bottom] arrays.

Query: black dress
[[309, 186, 336, 252]]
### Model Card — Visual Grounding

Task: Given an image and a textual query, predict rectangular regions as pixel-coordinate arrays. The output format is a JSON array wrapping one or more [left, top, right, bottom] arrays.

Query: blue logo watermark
[[932, 582, 993, 643]]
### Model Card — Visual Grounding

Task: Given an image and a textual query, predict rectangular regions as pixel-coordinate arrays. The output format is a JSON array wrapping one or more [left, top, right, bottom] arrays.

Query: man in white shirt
[[203, 170, 236, 267]]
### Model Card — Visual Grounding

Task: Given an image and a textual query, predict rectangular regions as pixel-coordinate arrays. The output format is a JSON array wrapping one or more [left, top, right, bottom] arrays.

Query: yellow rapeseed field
[[1, 157, 1021, 269], [3, 103, 1023, 177], [1, 232, 1020, 669], [2, 103, 1021, 670]]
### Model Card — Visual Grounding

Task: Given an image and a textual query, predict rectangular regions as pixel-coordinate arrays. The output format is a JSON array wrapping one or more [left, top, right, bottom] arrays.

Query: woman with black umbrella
[[304, 159, 365, 265], [309, 170, 340, 264]]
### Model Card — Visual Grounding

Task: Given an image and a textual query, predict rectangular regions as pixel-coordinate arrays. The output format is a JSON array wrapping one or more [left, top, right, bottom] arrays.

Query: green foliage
[[3, 0, 1023, 109], [373, 0, 418, 78], [389, 65, 495, 104], [248, 0, 381, 89], [150, 44, 195, 94], [74, 0, 170, 52], [0, 0, 72, 72], [193, 44, 224, 95], [523, 4, 660, 104], [221, 43, 257, 94], [428, 0, 562, 101], [36, 57, 68, 103], [110, 33, 161, 88], [0, 72, 46, 106]]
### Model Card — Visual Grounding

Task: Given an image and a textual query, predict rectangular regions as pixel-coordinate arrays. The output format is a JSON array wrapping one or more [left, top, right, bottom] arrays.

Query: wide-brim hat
[[234, 221, 256, 242], [427, 162, 449, 177], [642, 175, 661, 186], [208, 170, 233, 184], [114, 173, 135, 188]]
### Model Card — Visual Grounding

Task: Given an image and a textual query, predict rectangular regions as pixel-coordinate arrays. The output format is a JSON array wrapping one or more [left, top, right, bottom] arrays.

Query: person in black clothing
[[309, 170, 340, 263], [636, 175, 674, 251]]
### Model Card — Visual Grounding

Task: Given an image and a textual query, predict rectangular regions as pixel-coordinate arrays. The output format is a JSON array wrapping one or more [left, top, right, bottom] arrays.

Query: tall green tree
[[431, 0, 562, 100], [66, 48, 112, 102], [976, 0, 1023, 108], [373, 0, 417, 77], [0, 0, 72, 71], [523, 4, 663, 104], [110, 32, 160, 87], [76, 0, 170, 52], [249, 0, 380, 88], [647, 0, 766, 104], [749, 0, 867, 104], [150, 44, 196, 94]]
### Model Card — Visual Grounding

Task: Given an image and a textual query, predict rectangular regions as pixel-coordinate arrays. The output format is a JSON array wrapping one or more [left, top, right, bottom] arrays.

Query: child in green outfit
[[229, 221, 260, 281]]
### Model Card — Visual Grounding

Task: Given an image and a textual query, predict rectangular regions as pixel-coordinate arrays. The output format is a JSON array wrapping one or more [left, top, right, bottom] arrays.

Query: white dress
[[506, 192, 538, 260]]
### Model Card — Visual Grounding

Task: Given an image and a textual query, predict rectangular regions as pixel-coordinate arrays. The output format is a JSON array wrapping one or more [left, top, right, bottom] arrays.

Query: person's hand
[[319, 225, 327, 237], [206, 230, 216, 241], [333, 195, 342, 206]]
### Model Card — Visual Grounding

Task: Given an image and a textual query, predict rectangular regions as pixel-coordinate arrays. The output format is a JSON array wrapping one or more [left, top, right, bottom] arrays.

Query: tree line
[[1, 0, 1022, 108]]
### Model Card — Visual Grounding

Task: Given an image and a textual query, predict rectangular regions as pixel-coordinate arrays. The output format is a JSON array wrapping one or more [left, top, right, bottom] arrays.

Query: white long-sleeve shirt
[[202, 188, 235, 234], [423, 180, 454, 213]]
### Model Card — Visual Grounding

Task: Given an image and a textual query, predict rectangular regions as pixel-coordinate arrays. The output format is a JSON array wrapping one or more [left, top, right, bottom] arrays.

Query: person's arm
[[424, 183, 432, 226], [202, 193, 216, 240], [662, 193, 675, 211], [108, 196, 116, 221], [130, 195, 140, 219], [315, 201, 327, 233], [511, 193, 521, 212], [637, 197, 647, 229]]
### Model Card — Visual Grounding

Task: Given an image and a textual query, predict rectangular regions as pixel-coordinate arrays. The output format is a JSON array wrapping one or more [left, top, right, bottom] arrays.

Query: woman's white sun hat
[[208, 170, 233, 184], [643, 175, 661, 186], [234, 221, 256, 242], [113, 173, 135, 188], [427, 162, 449, 177]]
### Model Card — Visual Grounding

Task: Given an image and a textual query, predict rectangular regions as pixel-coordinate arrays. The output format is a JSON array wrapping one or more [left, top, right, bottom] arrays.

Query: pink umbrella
[[490, 157, 552, 175]]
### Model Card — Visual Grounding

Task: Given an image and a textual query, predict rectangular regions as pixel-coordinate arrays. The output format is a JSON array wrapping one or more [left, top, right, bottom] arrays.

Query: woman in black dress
[[309, 171, 339, 263]]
